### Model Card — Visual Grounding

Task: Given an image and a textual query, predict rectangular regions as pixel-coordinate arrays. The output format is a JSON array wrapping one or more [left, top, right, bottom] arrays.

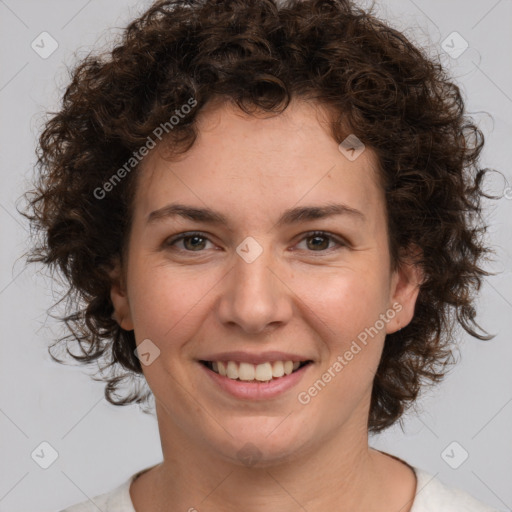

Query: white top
[[58, 464, 501, 512]]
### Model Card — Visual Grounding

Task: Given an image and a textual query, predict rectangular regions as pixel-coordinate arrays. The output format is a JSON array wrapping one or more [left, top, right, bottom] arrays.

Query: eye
[[164, 232, 215, 252], [295, 231, 346, 252], [163, 230, 347, 254]]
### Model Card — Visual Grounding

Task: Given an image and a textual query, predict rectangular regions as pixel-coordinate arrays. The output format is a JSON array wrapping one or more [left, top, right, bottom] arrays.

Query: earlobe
[[386, 246, 424, 334], [108, 260, 134, 331]]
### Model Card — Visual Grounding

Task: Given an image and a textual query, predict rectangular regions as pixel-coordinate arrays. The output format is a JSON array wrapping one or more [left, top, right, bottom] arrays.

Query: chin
[[206, 418, 316, 468]]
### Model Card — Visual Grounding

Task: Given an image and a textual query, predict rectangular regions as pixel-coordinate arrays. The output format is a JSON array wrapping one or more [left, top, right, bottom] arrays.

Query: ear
[[109, 258, 134, 331], [386, 245, 424, 335]]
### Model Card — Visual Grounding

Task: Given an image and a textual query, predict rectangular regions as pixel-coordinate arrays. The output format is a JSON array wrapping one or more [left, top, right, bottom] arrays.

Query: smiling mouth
[[200, 360, 312, 382]]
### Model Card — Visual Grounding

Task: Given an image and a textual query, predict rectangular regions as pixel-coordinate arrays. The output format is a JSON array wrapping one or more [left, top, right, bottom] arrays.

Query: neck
[[133, 401, 411, 512]]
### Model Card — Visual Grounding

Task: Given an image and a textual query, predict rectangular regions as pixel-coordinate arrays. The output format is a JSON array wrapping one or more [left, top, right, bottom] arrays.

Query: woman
[[23, 0, 500, 510]]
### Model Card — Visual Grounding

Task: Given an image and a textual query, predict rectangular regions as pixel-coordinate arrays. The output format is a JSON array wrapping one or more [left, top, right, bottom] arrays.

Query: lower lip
[[199, 362, 312, 400]]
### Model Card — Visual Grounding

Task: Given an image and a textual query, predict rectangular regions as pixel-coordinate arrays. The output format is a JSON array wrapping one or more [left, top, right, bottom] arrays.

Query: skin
[[110, 97, 423, 511]]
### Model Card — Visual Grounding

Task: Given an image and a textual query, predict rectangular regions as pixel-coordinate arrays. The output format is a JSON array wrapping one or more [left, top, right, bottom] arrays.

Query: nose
[[215, 241, 293, 335]]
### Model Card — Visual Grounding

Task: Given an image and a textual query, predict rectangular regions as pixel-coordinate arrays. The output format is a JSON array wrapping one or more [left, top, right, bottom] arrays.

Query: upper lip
[[198, 351, 313, 365]]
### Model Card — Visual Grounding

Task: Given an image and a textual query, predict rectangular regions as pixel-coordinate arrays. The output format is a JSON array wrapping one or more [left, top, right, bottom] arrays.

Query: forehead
[[132, 98, 384, 227]]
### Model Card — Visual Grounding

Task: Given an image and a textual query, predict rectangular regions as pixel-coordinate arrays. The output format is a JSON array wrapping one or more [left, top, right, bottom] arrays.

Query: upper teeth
[[211, 361, 302, 381]]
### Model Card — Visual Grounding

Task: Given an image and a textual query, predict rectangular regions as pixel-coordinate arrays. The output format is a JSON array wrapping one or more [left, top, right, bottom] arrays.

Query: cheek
[[127, 260, 217, 343], [295, 267, 390, 393], [296, 266, 390, 339], [126, 245, 391, 352], [294, 272, 388, 410]]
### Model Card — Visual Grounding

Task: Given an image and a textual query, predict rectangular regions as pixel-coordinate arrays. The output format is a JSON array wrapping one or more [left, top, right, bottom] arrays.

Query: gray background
[[0, 0, 511, 511]]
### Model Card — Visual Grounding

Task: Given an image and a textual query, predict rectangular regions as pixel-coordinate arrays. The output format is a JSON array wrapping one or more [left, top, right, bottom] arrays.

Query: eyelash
[[163, 230, 347, 255]]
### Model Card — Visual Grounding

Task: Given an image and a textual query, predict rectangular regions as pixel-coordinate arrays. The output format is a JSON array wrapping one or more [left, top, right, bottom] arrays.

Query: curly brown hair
[[21, 0, 498, 433]]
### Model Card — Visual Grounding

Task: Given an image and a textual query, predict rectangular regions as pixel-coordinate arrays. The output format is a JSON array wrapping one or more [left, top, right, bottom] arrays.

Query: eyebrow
[[147, 202, 365, 228]]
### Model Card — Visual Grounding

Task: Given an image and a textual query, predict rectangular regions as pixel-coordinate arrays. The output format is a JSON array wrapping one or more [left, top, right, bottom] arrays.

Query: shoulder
[[411, 467, 501, 512], [57, 475, 135, 512]]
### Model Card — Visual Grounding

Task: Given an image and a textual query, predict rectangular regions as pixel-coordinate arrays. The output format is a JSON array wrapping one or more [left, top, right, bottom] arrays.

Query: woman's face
[[111, 98, 421, 465]]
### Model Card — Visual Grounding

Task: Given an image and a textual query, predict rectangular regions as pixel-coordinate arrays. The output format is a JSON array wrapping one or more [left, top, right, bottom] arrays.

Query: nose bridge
[[217, 237, 292, 333]]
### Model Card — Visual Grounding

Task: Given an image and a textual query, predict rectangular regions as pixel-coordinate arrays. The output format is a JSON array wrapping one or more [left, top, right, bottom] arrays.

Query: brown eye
[[182, 235, 207, 251], [306, 234, 330, 251], [164, 232, 213, 252], [296, 231, 346, 252]]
